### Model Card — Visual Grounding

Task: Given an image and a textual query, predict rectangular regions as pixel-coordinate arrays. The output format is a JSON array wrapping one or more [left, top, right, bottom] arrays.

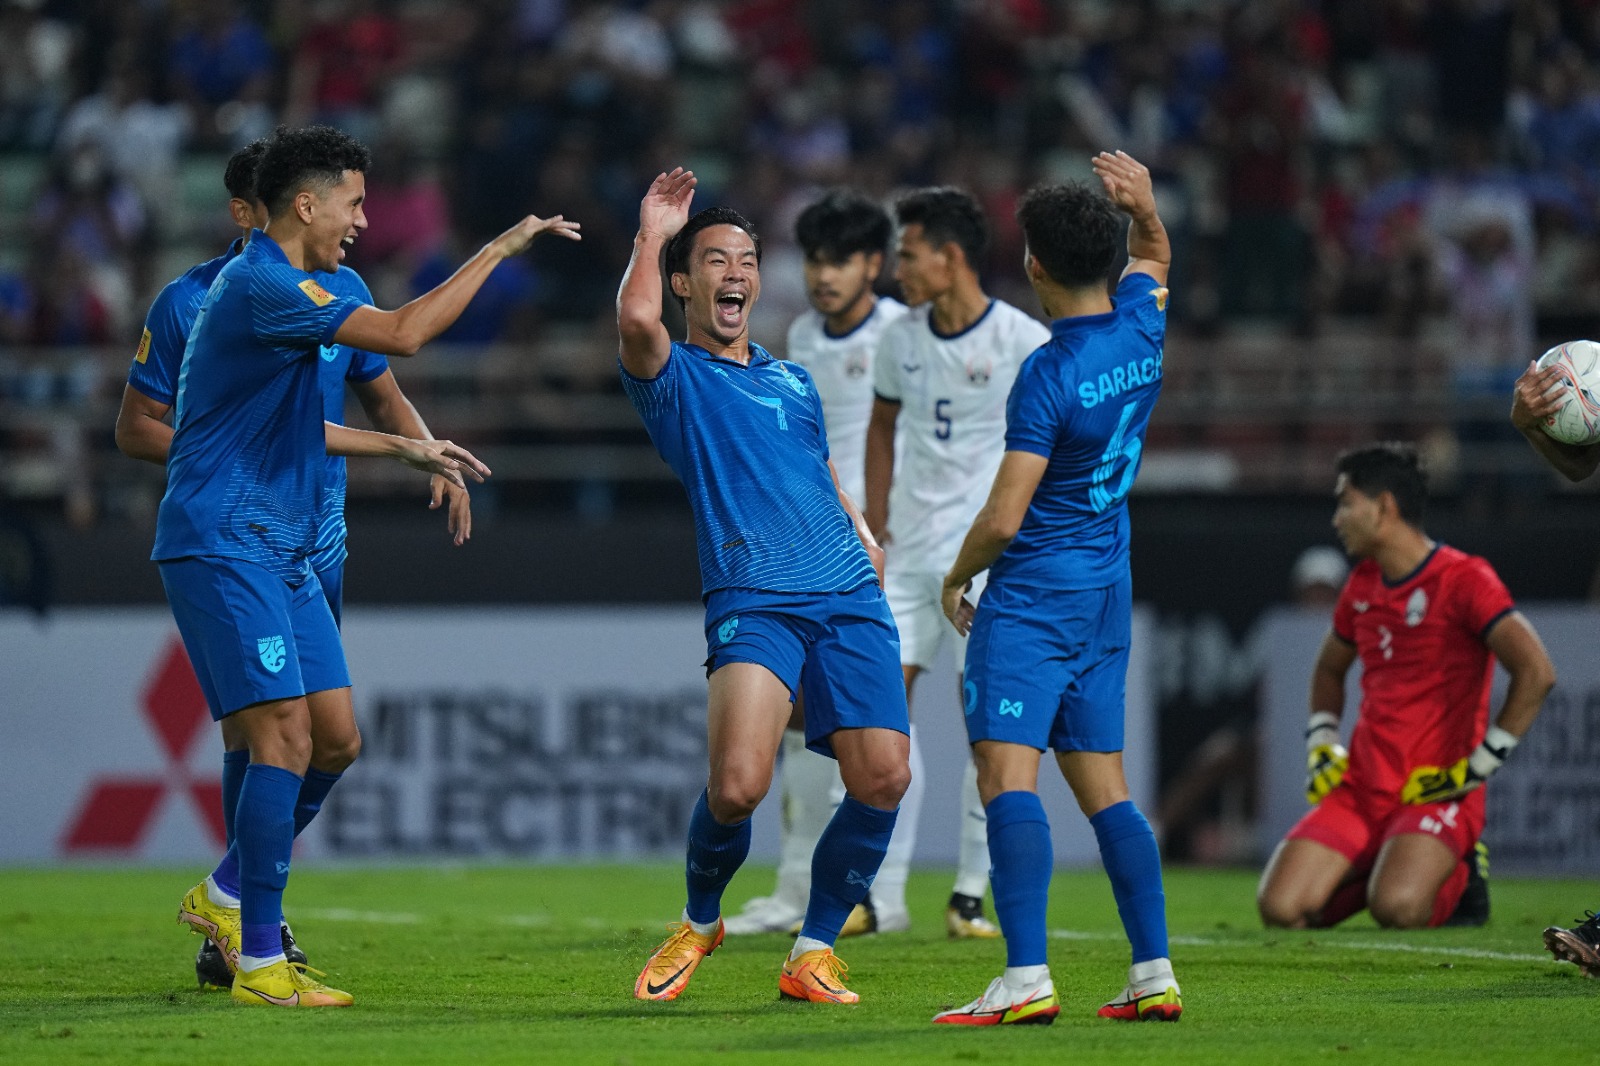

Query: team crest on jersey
[[966, 355, 993, 385], [298, 279, 335, 306], [1405, 588, 1428, 627], [845, 352, 868, 379], [135, 328, 152, 364], [257, 635, 287, 674]]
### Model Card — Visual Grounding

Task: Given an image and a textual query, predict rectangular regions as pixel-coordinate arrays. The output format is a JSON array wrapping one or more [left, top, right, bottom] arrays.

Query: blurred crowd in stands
[[0, 0, 1596, 356], [3, 0, 1600, 531]]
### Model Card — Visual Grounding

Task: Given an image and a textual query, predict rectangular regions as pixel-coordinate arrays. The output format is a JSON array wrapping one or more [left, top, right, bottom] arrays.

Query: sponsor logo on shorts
[[718, 616, 739, 644], [257, 635, 287, 674], [999, 698, 1024, 718]]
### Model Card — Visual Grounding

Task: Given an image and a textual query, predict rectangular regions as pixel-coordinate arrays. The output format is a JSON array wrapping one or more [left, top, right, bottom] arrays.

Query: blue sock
[[234, 764, 302, 959], [293, 767, 342, 836], [1090, 799, 1169, 963], [221, 749, 249, 847], [799, 795, 897, 945], [684, 790, 751, 925], [210, 845, 241, 901], [987, 790, 1053, 968]]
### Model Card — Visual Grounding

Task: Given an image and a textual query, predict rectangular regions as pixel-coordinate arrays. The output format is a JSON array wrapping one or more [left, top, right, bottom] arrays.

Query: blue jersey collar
[[248, 229, 292, 265], [686, 341, 775, 367], [1050, 302, 1118, 337]]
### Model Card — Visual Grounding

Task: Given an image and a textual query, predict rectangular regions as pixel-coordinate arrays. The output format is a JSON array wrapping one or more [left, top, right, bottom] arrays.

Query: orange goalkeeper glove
[[1305, 712, 1348, 805]]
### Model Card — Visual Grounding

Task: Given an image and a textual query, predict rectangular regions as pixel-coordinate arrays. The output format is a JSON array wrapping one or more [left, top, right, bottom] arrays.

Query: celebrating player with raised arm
[[1258, 443, 1554, 935], [619, 168, 910, 1006], [115, 137, 472, 989], [724, 190, 908, 938], [935, 152, 1178, 1025], [864, 187, 1050, 938], [163, 125, 578, 1008]]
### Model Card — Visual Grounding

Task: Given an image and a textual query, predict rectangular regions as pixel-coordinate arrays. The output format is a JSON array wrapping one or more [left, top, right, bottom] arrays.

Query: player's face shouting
[[894, 224, 953, 306], [803, 250, 880, 318], [308, 169, 368, 275], [1331, 474, 1381, 558], [683, 224, 760, 344]]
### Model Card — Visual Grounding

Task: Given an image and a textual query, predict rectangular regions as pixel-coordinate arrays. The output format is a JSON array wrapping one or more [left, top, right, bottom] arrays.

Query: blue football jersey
[[988, 272, 1167, 591], [153, 231, 364, 581], [308, 267, 388, 573], [127, 240, 244, 407], [622, 342, 877, 598]]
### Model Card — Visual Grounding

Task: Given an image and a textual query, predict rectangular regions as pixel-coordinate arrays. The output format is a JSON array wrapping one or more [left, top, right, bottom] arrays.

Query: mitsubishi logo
[[58, 635, 225, 853]]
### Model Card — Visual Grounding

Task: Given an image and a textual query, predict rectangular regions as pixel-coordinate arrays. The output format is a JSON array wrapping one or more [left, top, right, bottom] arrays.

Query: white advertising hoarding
[[0, 605, 1154, 868]]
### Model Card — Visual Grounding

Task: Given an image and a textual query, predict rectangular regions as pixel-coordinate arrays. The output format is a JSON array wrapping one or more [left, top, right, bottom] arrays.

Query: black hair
[[1015, 180, 1122, 287], [795, 190, 892, 262], [893, 187, 989, 270], [663, 206, 762, 311], [254, 125, 372, 219], [223, 138, 269, 203], [1336, 442, 1428, 526]]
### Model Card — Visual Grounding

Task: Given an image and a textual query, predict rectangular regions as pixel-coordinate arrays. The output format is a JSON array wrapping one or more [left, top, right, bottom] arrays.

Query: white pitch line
[[1052, 928, 1548, 963], [296, 907, 422, 925]]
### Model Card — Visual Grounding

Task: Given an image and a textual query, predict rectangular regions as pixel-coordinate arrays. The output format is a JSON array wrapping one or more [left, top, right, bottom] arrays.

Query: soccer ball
[[1535, 340, 1600, 446]]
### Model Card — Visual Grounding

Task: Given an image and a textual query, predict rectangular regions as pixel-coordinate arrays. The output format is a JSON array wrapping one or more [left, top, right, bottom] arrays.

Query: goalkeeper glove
[[1400, 726, 1520, 805], [1305, 711, 1348, 805]]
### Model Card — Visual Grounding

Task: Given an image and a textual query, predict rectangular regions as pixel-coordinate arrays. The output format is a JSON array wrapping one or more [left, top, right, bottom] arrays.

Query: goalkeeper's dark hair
[[795, 190, 892, 262], [1336, 442, 1428, 526], [1016, 180, 1122, 287], [894, 187, 989, 270], [255, 125, 372, 219], [663, 206, 762, 311], [223, 138, 269, 203]]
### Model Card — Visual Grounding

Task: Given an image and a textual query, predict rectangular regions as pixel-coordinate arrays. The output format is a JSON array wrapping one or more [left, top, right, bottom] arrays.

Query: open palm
[[640, 168, 697, 240]]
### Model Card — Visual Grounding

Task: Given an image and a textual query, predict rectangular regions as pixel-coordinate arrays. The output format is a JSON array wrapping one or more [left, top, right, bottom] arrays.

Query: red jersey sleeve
[[1453, 555, 1516, 639], [1331, 575, 1358, 645]]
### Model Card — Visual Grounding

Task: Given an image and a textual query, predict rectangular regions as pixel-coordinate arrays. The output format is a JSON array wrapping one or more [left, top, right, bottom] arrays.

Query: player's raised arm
[[1510, 359, 1600, 481], [1092, 151, 1170, 287], [618, 168, 696, 379], [335, 214, 580, 358]]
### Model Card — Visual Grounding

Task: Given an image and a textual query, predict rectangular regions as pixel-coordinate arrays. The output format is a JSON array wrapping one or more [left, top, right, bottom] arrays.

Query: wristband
[[1306, 711, 1341, 752], [1469, 725, 1519, 779]]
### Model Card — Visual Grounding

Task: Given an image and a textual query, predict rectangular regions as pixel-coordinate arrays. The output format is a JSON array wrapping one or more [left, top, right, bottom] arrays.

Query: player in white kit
[[865, 187, 1050, 937], [723, 190, 909, 935]]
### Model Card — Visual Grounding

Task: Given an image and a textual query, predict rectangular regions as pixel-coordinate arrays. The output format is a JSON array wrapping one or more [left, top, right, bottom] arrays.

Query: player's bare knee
[[707, 773, 769, 823], [310, 728, 361, 773], [1256, 889, 1305, 929], [1369, 890, 1431, 929], [844, 759, 910, 810]]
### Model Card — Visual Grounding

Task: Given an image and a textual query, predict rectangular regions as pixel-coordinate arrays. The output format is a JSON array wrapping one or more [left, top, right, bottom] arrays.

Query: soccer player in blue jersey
[[162, 125, 579, 1008], [115, 137, 472, 989], [934, 151, 1181, 1025], [620, 168, 911, 1005]]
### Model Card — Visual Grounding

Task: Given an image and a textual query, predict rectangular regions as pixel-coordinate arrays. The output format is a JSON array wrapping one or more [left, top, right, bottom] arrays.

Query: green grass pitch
[[1, 864, 1593, 1064]]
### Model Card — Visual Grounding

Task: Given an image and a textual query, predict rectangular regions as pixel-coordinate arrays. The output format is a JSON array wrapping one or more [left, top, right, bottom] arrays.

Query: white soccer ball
[[1535, 340, 1600, 446]]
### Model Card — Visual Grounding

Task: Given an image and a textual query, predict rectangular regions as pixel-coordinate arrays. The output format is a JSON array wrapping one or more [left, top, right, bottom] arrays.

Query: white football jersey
[[785, 297, 908, 505], [873, 299, 1050, 569]]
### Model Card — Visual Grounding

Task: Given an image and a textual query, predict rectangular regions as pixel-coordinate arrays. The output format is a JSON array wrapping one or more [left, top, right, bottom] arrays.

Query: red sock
[[1313, 878, 1368, 928], [1428, 861, 1470, 928]]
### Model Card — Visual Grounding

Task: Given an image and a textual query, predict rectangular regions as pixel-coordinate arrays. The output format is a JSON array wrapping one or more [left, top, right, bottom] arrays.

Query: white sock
[[952, 758, 991, 900], [682, 909, 721, 937], [790, 935, 832, 960], [238, 951, 286, 973], [776, 730, 843, 911], [205, 875, 239, 909], [873, 723, 923, 919], [1004, 964, 1051, 991], [1129, 957, 1177, 990]]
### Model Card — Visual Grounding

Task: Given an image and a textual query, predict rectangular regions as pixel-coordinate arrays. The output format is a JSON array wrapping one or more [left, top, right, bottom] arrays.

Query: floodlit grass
[[0, 864, 1592, 1064]]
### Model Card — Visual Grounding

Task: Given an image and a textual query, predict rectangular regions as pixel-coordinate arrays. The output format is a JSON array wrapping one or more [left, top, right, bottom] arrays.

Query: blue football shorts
[[704, 583, 909, 758], [312, 560, 344, 628], [159, 555, 350, 721], [962, 573, 1132, 753]]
